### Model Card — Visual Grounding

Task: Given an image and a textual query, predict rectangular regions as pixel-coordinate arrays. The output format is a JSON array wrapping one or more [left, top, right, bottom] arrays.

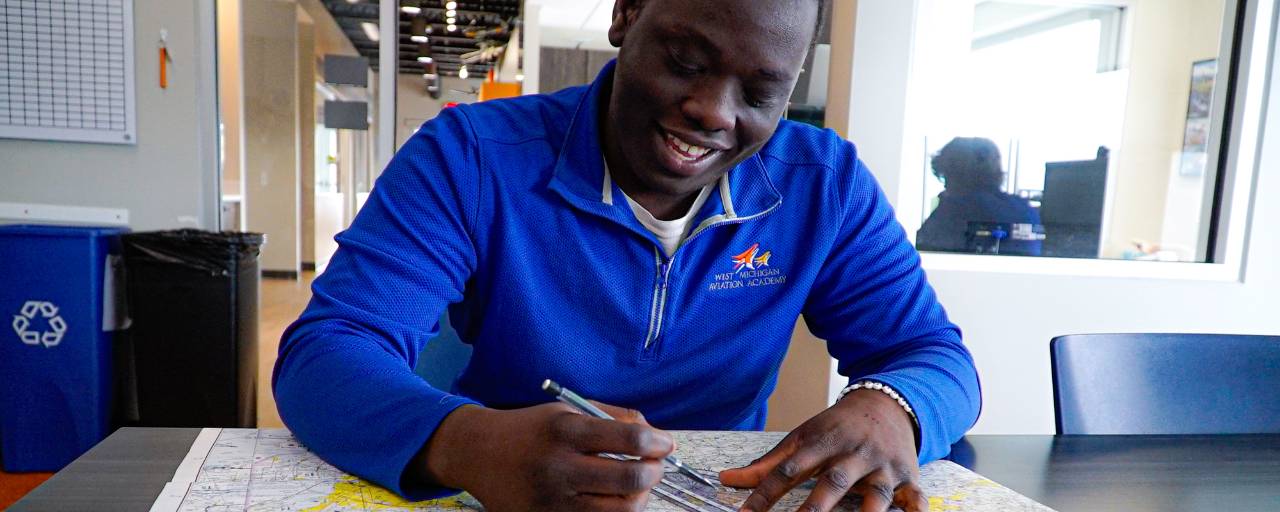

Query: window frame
[[971, 2, 1128, 73]]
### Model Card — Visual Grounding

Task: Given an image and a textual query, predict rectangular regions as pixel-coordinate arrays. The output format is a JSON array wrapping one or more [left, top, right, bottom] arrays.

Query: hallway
[[256, 273, 316, 429]]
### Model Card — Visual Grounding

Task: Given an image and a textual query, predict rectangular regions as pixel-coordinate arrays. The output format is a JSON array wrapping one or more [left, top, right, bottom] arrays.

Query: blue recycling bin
[[0, 224, 127, 471]]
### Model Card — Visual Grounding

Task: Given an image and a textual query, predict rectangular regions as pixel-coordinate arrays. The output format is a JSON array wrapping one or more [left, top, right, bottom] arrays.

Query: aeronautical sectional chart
[[149, 428, 1055, 512]]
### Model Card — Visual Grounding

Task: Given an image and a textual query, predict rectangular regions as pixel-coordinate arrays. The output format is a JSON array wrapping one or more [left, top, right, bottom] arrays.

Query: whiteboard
[[0, 0, 136, 145]]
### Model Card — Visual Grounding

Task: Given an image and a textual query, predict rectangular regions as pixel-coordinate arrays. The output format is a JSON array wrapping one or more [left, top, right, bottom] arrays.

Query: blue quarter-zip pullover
[[273, 61, 980, 499]]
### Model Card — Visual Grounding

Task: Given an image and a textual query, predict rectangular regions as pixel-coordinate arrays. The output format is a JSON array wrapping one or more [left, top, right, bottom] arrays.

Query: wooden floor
[[255, 272, 316, 429], [0, 272, 315, 508], [0, 468, 51, 510]]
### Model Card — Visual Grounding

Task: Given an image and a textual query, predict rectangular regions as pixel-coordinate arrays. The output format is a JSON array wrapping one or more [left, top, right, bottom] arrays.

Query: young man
[[273, 1, 980, 511]]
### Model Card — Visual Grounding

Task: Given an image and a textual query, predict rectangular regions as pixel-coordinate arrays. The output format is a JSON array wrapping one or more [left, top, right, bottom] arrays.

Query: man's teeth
[[666, 133, 712, 160]]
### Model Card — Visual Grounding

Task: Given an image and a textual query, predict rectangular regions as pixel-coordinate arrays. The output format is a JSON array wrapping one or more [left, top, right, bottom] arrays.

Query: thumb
[[718, 438, 796, 489]]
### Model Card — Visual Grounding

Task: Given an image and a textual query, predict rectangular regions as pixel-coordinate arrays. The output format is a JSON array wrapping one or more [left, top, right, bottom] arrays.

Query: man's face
[[606, 0, 819, 197]]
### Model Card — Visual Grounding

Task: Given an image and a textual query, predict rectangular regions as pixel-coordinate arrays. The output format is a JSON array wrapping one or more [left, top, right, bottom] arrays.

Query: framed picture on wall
[[1179, 59, 1217, 177]]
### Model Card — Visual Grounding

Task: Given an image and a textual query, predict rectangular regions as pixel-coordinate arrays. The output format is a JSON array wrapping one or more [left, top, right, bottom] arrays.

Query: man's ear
[[608, 0, 645, 48]]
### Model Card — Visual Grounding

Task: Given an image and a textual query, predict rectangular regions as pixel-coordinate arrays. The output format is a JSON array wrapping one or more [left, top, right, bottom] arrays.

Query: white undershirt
[[603, 160, 714, 257], [622, 185, 713, 258]]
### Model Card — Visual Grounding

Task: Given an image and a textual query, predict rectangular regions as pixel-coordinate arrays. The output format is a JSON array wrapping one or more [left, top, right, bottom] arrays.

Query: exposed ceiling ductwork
[[321, 0, 521, 78]]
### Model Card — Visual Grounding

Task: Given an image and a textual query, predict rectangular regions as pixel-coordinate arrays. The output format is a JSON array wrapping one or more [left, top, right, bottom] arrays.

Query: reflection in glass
[[911, 0, 1229, 262], [917, 137, 1043, 256]]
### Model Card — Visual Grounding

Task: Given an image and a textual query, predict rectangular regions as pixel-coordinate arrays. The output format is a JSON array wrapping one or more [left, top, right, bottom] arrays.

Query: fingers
[[849, 470, 896, 512], [551, 413, 674, 459], [718, 437, 797, 488], [738, 448, 827, 512], [793, 459, 870, 512], [892, 481, 930, 512], [562, 454, 665, 495], [573, 492, 651, 512]]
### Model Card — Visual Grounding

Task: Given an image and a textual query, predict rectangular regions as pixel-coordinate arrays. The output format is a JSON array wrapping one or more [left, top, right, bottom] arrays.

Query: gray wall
[[241, 0, 300, 274], [538, 47, 617, 94], [0, 0, 218, 230], [395, 75, 485, 150], [298, 9, 316, 267]]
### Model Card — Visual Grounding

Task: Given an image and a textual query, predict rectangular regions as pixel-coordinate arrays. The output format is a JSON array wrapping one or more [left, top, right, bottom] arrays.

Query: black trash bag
[[120, 230, 264, 428], [122, 229, 264, 277]]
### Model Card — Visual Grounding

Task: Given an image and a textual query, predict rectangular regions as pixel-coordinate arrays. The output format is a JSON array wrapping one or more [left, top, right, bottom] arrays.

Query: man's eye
[[745, 93, 775, 109], [670, 59, 701, 76], [667, 48, 703, 76]]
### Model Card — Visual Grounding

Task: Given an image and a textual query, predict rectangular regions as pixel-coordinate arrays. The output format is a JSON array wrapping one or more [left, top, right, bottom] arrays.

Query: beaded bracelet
[[838, 380, 918, 426]]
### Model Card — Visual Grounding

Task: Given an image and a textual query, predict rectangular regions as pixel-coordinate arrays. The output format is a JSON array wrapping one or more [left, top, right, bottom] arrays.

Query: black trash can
[[121, 230, 263, 428]]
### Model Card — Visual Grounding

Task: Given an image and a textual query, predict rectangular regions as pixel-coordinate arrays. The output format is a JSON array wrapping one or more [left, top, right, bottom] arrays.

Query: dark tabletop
[[9, 428, 201, 512], [10, 429, 1280, 511], [949, 434, 1280, 511]]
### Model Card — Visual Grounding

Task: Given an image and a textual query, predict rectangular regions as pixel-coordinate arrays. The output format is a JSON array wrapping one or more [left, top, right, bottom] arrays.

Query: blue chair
[[414, 314, 474, 392], [1051, 333, 1280, 435]]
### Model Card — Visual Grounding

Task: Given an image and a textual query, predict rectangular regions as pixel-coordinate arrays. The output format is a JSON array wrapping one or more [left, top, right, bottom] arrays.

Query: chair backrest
[[1051, 333, 1280, 435]]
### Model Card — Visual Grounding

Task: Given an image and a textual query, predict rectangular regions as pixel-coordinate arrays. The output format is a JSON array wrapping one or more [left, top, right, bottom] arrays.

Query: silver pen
[[541, 379, 717, 488]]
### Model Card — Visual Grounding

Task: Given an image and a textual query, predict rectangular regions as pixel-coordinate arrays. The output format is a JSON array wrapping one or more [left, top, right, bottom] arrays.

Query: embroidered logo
[[710, 243, 786, 291], [731, 243, 771, 274]]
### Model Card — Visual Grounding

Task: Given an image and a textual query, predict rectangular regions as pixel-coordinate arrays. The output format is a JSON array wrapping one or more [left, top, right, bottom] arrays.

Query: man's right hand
[[418, 401, 675, 511]]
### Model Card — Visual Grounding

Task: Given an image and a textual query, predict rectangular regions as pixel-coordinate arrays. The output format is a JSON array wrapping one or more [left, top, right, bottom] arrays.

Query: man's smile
[[663, 131, 717, 162], [652, 126, 733, 179]]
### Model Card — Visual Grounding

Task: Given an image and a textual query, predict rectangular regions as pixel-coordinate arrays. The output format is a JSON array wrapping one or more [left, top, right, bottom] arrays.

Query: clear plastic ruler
[[652, 469, 739, 512], [600, 452, 738, 512]]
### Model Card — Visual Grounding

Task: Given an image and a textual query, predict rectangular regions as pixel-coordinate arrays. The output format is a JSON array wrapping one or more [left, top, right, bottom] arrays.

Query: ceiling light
[[446, 9, 456, 17], [446, 17, 456, 24], [445, 1, 457, 9], [410, 35, 429, 43], [458, 66, 468, 79], [447, 24, 457, 32], [417, 56, 434, 63], [360, 22, 380, 42], [400, 5, 421, 14]]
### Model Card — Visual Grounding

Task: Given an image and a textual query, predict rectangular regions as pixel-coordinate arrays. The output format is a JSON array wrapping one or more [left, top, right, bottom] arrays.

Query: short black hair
[[931, 137, 1005, 191]]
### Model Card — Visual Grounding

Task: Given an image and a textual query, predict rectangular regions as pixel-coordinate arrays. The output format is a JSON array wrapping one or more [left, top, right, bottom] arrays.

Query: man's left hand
[[718, 389, 928, 512]]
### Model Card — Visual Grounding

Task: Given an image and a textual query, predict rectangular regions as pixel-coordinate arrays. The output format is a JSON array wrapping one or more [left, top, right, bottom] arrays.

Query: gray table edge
[[9, 427, 201, 512]]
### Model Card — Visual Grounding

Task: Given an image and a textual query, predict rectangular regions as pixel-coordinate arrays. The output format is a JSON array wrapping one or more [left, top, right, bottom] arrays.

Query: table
[[9, 429, 1280, 511], [950, 435, 1280, 511]]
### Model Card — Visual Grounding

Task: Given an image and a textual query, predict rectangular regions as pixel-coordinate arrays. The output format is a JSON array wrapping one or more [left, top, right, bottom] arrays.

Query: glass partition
[[910, 0, 1234, 262]]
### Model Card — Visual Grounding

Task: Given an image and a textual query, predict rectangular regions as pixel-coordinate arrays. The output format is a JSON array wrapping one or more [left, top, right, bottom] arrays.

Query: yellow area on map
[[929, 495, 960, 511], [928, 477, 1000, 511], [301, 475, 478, 511]]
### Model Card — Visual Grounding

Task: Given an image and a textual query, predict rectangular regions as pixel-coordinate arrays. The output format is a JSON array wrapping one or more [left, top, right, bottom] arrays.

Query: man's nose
[[680, 80, 735, 134]]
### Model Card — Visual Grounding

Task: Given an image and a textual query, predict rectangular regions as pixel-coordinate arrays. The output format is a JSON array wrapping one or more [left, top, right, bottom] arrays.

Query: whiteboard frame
[[0, 0, 137, 145]]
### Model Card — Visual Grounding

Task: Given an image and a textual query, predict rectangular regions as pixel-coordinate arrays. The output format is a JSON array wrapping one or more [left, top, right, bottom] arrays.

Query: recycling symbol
[[12, 301, 67, 348]]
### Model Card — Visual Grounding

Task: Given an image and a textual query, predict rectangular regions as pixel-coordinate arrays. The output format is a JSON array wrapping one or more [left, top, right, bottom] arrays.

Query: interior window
[[913, 0, 1230, 262]]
